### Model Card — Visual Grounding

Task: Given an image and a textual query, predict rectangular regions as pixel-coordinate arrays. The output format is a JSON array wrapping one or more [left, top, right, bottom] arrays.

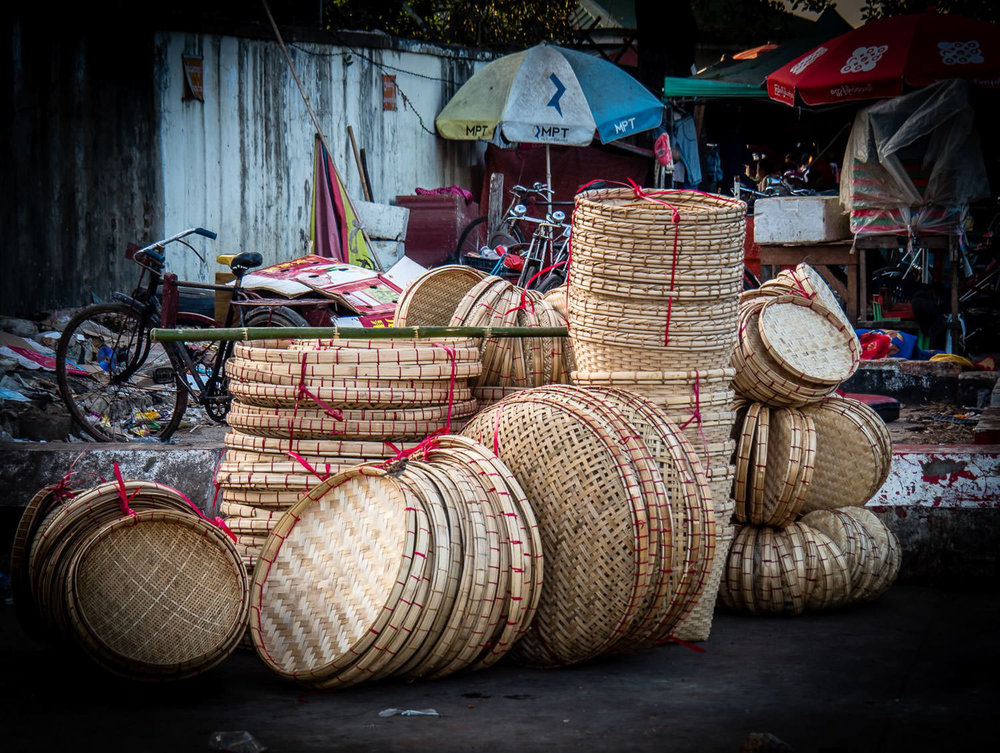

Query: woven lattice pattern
[[394, 265, 485, 326], [757, 297, 859, 385]]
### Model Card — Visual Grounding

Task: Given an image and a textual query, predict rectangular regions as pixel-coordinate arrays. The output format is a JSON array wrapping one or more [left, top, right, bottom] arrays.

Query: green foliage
[[691, 0, 830, 46], [324, 0, 577, 49], [861, 0, 1000, 23]]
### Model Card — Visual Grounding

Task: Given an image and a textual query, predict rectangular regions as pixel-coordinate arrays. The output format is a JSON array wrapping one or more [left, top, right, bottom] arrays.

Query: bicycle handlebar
[[134, 227, 217, 263]]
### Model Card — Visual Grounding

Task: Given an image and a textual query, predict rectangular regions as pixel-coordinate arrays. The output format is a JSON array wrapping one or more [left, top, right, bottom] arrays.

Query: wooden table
[[757, 240, 860, 324]]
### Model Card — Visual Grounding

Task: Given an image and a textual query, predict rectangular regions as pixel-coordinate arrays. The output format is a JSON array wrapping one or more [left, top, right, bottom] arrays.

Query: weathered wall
[[154, 32, 481, 283], [0, 18, 164, 316], [1, 19, 483, 314]]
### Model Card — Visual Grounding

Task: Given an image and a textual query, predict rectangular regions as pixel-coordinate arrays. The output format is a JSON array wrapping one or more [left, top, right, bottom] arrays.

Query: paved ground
[[2, 582, 995, 753]]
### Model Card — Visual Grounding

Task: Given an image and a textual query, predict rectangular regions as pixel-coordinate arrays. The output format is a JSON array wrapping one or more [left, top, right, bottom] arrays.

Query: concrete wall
[[0, 19, 164, 317], [1, 18, 484, 315], [154, 31, 483, 283]]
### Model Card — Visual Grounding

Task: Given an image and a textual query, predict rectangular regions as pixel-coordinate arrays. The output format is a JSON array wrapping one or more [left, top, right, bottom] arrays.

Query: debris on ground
[[887, 402, 978, 445]]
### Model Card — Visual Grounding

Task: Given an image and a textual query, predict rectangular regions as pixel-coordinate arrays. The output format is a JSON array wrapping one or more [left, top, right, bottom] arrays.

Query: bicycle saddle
[[217, 252, 263, 277]]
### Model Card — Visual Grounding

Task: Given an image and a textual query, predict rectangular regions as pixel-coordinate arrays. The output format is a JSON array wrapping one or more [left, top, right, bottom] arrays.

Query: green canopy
[[662, 7, 853, 101], [661, 77, 770, 99]]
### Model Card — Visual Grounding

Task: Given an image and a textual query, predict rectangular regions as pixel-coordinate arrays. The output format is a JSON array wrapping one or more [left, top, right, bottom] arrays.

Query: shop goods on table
[[248, 435, 541, 689], [461, 384, 716, 665], [567, 188, 746, 372], [719, 508, 901, 615], [13, 474, 249, 681], [219, 336, 479, 569]]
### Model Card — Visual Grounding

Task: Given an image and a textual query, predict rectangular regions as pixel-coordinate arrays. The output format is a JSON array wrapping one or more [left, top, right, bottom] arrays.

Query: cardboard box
[[753, 195, 850, 244]]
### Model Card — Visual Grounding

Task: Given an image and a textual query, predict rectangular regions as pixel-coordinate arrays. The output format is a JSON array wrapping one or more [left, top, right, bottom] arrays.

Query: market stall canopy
[[767, 11, 1000, 107], [435, 42, 663, 147], [662, 7, 852, 100]]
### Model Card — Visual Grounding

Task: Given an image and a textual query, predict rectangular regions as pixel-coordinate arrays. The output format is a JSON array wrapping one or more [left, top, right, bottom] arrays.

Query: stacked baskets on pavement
[[13, 475, 249, 680], [249, 435, 542, 687], [568, 187, 747, 642], [461, 385, 716, 666], [722, 264, 901, 613], [396, 270, 574, 407], [217, 337, 482, 570]]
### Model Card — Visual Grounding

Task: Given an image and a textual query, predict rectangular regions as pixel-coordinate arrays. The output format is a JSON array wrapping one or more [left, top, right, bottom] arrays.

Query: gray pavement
[[2, 582, 996, 753]]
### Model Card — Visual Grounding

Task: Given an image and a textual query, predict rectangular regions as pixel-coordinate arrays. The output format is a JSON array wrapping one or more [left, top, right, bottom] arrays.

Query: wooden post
[[487, 172, 505, 238], [347, 125, 372, 202]]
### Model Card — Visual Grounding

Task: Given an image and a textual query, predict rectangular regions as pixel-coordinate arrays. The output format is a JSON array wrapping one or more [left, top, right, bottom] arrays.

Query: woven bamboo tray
[[508, 386, 678, 652], [798, 396, 892, 511], [236, 338, 480, 363], [671, 521, 733, 642], [223, 430, 412, 459], [11, 485, 69, 637], [462, 386, 671, 666], [65, 508, 249, 681], [226, 400, 475, 440], [28, 480, 199, 642], [226, 357, 482, 382], [590, 387, 715, 649], [394, 265, 486, 327], [228, 380, 475, 409], [572, 336, 736, 373], [756, 296, 860, 386]]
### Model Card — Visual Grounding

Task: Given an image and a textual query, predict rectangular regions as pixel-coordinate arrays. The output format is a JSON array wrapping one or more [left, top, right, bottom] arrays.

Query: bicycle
[[455, 182, 571, 271], [55, 227, 311, 443]]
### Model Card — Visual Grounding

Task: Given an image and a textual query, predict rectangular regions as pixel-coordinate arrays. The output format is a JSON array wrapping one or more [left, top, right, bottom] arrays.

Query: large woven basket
[[65, 509, 249, 680]]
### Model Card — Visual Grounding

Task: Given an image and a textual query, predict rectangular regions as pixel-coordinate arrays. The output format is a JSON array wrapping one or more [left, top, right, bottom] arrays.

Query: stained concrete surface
[[2, 582, 996, 753]]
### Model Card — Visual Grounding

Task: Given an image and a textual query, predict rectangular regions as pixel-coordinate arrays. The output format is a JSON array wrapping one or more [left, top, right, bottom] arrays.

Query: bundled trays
[[249, 435, 542, 687], [13, 474, 249, 680], [218, 336, 481, 569], [461, 384, 716, 665]]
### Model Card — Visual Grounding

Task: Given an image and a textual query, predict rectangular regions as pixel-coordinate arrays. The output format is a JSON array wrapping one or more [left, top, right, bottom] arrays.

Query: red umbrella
[[767, 12, 1000, 106]]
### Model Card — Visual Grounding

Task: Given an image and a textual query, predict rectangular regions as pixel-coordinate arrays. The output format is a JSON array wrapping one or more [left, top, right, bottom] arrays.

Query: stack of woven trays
[[720, 507, 901, 614], [461, 385, 716, 666], [13, 476, 249, 680], [218, 337, 482, 569], [566, 188, 746, 643], [725, 266, 900, 613], [249, 435, 542, 688], [448, 275, 574, 406], [568, 188, 746, 371]]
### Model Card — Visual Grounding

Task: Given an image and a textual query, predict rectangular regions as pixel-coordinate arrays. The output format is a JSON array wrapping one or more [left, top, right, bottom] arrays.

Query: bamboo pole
[[151, 326, 570, 343]]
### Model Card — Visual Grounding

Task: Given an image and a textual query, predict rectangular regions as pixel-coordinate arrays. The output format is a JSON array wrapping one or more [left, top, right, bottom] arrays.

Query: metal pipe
[[151, 326, 570, 342]]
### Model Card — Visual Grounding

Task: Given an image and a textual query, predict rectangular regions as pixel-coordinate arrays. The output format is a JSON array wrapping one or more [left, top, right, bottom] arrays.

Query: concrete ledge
[[867, 444, 1000, 583], [2, 442, 998, 584]]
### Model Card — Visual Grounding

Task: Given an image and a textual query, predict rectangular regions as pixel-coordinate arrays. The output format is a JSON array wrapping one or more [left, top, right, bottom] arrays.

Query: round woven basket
[[756, 296, 860, 386], [223, 430, 412, 459], [65, 508, 249, 680], [28, 480, 199, 642], [394, 265, 486, 326], [228, 380, 475, 409], [462, 385, 712, 665], [226, 356, 482, 383], [235, 337, 480, 363], [798, 396, 892, 511]]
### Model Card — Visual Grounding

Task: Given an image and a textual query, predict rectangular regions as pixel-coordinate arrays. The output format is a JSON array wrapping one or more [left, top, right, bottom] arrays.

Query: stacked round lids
[[393, 264, 486, 326], [748, 262, 857, 339], [18, 477, 248, 680], [720, 507, 900, 615], [221, 337, 483, 570], [460, 385, 715, 665], [568, 188, 746, 371], [798, 396, 893, 512], [732, 294, 860, 407], [732, 403, 817, 527], [448, 275, 575, 405], [249, 435, 541, 688]]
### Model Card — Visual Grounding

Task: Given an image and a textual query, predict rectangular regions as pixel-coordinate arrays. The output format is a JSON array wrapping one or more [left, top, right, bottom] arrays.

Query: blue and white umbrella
[[436, 42, 664, 187]]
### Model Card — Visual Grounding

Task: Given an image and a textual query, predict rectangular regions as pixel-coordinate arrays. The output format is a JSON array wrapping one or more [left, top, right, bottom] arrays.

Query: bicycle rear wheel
[[56, 303, 188, 442]]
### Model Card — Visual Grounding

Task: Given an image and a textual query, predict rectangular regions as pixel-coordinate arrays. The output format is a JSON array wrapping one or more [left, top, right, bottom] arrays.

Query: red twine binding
[[655, 633, 708, 653], [287, 450, 334, 484], [290, 352, 345, 440], [112, 461, 237, 542], [503, 261, 568, 316], [679, 371, 711, 474]]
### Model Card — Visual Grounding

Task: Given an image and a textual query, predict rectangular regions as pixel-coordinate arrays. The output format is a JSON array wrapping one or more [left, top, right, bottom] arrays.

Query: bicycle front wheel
[[56, 303, 188, 442]]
